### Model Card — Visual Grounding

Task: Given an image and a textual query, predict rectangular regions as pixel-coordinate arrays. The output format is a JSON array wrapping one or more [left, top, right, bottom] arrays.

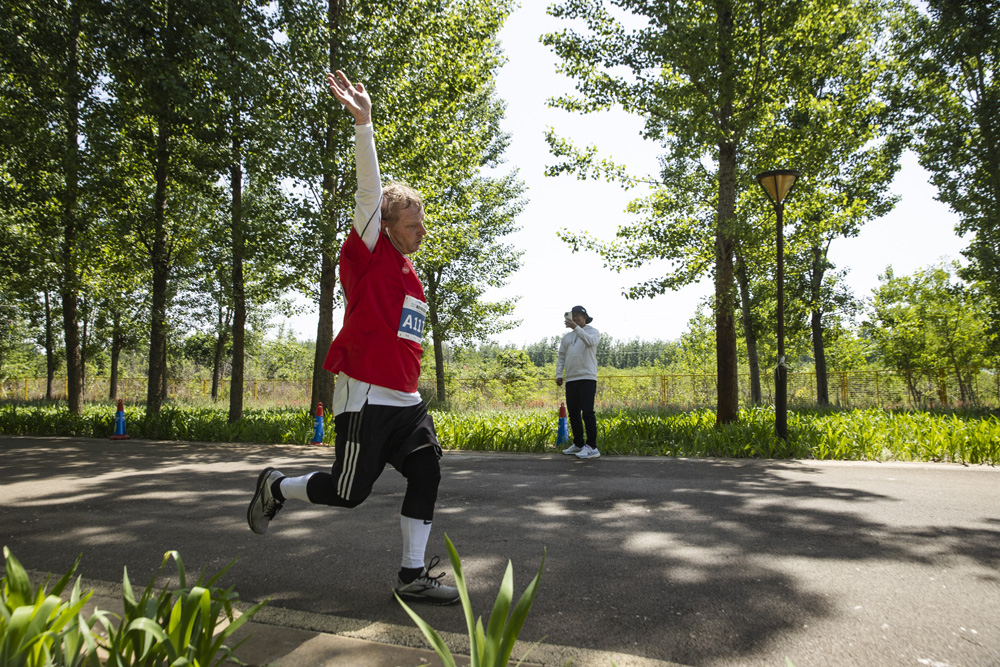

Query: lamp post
[[755, 169, 799, 440]]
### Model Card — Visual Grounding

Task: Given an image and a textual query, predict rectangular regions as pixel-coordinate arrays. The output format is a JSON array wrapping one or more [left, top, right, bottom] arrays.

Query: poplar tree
[[0, 0, 103, 413], [894, 0, 1000, 349], [98, 0, 223, 414], [544, 0, 899, 422], [278, 0, 521, 410]]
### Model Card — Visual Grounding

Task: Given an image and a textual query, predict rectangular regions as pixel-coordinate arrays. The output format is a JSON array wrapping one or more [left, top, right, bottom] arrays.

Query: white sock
[[278, 473, 315, 502], [400, 515, 432, 570]]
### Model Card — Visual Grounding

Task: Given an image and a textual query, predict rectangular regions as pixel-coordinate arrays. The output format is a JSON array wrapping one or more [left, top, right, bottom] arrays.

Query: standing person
[[556, 305, 601, 459], [246, 70, 458, 605]]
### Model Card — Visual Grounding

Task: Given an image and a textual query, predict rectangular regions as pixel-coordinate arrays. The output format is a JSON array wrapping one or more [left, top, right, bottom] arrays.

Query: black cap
[[571, 305, 593, 324]]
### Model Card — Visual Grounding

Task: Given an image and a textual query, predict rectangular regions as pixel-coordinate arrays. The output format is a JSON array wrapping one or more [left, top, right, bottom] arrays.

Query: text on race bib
[[398, 294, 427, 343]]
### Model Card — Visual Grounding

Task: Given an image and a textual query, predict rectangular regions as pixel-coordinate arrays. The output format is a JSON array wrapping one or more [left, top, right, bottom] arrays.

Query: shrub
[[0, 547, 104, 667], [0, 548, 266, 667]]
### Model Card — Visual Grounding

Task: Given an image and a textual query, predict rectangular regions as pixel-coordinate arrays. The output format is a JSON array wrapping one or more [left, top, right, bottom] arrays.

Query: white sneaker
[[561, 444, 583, 455], [575, 445, 600, 459]]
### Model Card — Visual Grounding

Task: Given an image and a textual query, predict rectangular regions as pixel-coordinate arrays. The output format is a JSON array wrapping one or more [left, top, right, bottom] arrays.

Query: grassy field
[[2, 401, 998, 464]]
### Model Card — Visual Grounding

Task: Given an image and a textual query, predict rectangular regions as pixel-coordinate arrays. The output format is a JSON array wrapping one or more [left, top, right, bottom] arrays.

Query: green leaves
[[891, 0, 1000, 345], [100, 551, 268, 667], [864, 262, 991, 388], [1, 547, 104, 667]]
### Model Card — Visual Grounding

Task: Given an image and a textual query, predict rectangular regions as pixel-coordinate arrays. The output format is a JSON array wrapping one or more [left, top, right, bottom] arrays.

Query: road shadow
[[1, 437, 998, 666]]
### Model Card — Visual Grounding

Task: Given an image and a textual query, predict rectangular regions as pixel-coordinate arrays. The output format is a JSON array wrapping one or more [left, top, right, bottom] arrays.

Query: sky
[[280, 2, 968, 346]]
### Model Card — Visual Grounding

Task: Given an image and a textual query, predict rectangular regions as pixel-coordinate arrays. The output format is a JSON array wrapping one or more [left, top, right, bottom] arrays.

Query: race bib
[[398, 294, 427, 343]]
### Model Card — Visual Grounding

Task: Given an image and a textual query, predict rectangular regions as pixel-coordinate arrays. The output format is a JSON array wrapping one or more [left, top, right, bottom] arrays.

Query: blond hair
[[381, 182, 423, 225]]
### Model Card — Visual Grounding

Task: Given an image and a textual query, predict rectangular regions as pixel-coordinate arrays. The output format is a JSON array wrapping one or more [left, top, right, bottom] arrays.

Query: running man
[[247, 69, 458, 605]]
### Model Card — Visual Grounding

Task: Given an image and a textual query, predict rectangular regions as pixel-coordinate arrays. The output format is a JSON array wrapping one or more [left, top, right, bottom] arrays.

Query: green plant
[[3, 402, 1000, 463], [99, 551, 267, 667], [396, 536, 545, 667], [0, 547, 105, 667], [1, 548, 266, 667]]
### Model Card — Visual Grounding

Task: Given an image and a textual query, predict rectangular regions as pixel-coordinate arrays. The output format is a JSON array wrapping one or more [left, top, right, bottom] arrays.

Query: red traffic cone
[[111, 399, 131, 440], [309, 402, 325, 445]]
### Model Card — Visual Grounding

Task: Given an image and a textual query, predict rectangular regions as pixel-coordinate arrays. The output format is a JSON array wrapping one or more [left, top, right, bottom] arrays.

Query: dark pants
[[565, 379, 597, 447], [304, 403, 441, 521]]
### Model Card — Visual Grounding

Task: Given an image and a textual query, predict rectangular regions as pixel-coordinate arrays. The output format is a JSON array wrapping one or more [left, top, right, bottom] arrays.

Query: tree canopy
[[542, 0, 903, 424], [2, 0, 997, 417], [892, 0, 1000, 350]]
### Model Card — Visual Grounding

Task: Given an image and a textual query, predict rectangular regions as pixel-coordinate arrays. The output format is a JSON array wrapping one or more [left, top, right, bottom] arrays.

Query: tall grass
[[1, 401, 997, 464]]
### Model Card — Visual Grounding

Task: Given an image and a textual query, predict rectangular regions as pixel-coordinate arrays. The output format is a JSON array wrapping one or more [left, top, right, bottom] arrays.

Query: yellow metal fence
[[3, 368, 997, 410], [0, 377, 311, 406], [430, 368, 1000, 410]]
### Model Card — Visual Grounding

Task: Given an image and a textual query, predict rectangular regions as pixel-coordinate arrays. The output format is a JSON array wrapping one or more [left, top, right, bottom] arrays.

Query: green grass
[[0, 403, 317, 445], [1, 401, 997, 464]]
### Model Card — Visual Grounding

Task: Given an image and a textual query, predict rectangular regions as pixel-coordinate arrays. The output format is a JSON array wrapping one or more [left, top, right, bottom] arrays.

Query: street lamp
[[755, 169, 799, 440]]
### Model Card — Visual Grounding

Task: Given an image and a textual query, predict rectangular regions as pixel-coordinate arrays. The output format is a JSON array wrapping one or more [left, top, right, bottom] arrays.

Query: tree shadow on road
[[2, 437, 998, 666]]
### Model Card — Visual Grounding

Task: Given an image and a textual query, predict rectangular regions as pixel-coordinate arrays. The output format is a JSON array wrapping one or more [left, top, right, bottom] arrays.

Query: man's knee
[[401, 447, 440, 486], [307, 472, 372, 507]]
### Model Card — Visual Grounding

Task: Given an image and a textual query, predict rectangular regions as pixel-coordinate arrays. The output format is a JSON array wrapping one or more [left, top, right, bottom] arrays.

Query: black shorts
[[330, 401, 441, 505]]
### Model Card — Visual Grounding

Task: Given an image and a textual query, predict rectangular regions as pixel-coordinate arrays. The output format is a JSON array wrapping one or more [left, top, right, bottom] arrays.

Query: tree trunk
[[433, 333, 446, 403], [948, 349, 969, 404], [44, 290, 56, 401], [146, 124, 170, 414], [212, 304, 230, 401], [311, 248, 337, 412], [811, 308, 829, 405], [714, 149, 740, 424], [145, 2, 175, 415], [425, 273, 446, 403], [160, 345, 170, 402], [310, 0, 346, 414], [109, 310, 121, 400], [735, 252, 761, 404], [229, 123, 245, 423], [61, 3, 84, 414], [713, 1, 740, 425], [80, 297, 88, 389], [810, 244, 830, 405], [161, 339, 169, 402]]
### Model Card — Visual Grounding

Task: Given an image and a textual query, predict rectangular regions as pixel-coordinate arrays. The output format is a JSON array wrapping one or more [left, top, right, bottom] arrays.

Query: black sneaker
[[247, 467, 284, 535], [394, 556, 460, 605]]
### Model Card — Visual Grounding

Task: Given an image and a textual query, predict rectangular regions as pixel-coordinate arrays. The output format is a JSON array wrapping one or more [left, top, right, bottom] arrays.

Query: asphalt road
[[2, 435, 999, 666]]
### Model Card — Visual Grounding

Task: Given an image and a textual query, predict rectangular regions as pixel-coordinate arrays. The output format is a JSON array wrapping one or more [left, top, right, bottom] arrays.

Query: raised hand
[[327, 69, 372, 125]]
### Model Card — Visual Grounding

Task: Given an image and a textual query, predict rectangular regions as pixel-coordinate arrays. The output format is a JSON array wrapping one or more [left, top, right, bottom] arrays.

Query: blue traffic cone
[[309, 402, 325, 445], [111, 399, 130, 440], [556, 401, 568, 447]]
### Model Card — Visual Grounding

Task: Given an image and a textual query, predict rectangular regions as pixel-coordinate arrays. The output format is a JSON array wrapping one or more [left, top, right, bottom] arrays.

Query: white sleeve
[[575, 325, 600, 348], [353, 123, 382, 251], [556, 335, 568, 379]]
